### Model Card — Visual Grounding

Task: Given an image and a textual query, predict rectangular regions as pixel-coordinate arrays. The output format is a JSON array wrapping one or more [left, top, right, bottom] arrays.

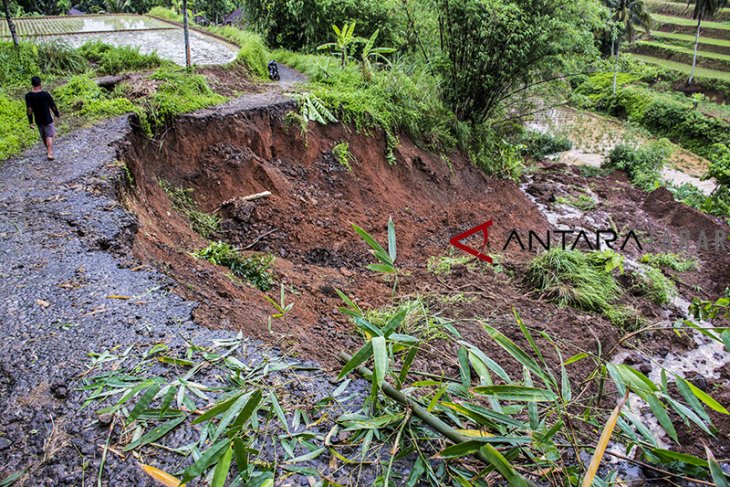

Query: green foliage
[[78, 40, 162, 75], [332, 141, 355, 171], [195, 241, 274, 291], [436, 0, 602, 123], [207, 25, 270, 78], [317, 21, 359, 67], [36, 40, 89, 75], [528, 248, 623, 314], [427, 254, 473, 275], [144, 67, 226, 127], [631, 267, 678, 305], [0, 90, 35, 162], [519, 131, 572, 159], [0, 41, 39, 85], [707, 143, 730, 187], [54, 74, 137, 119], [158, 180, 221, 238], [240, 0, 399, 52], [640, 252, 699, 272], [670, 182, 730, 223], [604, 139, 672, 190]]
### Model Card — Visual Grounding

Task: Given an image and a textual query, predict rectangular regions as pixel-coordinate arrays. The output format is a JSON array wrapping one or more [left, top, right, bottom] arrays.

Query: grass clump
[[195, 241, 274, 292], [555, 194, 596, 211], [529, 249, 623, 313], [640, 252, 699, 272], [332, 141, 355, 171], [631, 267, 678, 305], [0, 90, 35, 161], [604, 139, 672, 191], [158, 180, 220, 238], [145, 67, 226, 127], [78, 41, 162, 75], [207, 26, 269, 78], [37, 40, 89, 75], [427, 254, 473, 275]]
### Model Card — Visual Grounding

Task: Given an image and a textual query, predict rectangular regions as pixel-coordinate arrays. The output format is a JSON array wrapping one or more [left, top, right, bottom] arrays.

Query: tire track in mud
[[0, 95, 367, 484]]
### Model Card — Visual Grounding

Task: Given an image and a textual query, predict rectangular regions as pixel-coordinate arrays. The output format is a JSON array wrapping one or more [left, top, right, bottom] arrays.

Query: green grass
[[631, 267, 678, 305], [628, 53, 730, 81], [652, 13, 730, 31], [0, 90, 36, 162], [158, 179, 221, 238], [646, 1, 730, 22], [555, 194, 596, 211], [637, 40, 730, 64], [640, 252, 699, 272], [651, 30, 730, 48]]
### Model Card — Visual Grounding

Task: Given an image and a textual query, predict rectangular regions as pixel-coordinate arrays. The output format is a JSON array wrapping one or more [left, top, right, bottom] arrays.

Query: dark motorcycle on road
[[268, 60, 280, 81]]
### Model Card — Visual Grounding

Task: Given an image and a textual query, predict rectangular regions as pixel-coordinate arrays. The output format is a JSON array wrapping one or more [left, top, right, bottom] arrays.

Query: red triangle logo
[[449, 220, 493, 263]]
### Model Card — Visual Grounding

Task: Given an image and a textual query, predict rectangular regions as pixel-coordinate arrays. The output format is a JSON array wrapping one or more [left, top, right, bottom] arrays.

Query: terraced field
[[0, 14, 173, 37], [637, 2, 730, 81]]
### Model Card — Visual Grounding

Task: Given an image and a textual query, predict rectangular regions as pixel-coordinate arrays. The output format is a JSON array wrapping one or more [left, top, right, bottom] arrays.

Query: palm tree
[[687, 0, 728, 85], [2, 0, 18, 48], [604, 0, 652, 94]]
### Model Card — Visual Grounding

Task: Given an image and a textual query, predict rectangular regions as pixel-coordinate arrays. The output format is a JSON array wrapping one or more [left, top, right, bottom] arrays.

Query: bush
[[604, 139, 673, 191], [0, 42, 40, 85], [78, 41, 162, 75], [519, 131, 572, 159], [0, 90, 36, 162], [37, 40, 89, 75], [707, 143, 730, 187], [54, 74, 137, 119], [631, 267, 678, 305]]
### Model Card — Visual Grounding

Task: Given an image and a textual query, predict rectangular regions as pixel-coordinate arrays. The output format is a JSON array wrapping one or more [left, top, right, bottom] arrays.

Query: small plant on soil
[[331, 141, 355, 171], [263, 284, 295, 333], [555, 193, 596, 211], [352, 217, 399, 293], [528, 248, 623, 313], [630, 267, 679, 306], [640, 252, 699, 272], [158, 179, 221, 238], [426, 253, 473, 275], [195, 241, 274, 292]]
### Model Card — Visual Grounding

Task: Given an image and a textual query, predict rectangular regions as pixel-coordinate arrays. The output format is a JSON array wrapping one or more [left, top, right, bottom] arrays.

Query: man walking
[[25, 76, 60, 161]]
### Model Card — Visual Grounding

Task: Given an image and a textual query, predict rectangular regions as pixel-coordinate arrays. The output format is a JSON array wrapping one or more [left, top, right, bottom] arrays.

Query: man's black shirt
[[25, 91, 59, 126]]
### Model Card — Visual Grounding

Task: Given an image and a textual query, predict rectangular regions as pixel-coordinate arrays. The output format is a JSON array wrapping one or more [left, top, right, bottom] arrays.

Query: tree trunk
[[182, 0, 191, 68], [689, 11, 702, 86], [612, 37, 620, 95], [2, 0, 19, 48]]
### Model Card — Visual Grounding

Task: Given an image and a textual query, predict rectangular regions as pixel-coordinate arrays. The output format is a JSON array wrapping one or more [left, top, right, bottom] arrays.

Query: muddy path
[[0, 108, 374, 484]]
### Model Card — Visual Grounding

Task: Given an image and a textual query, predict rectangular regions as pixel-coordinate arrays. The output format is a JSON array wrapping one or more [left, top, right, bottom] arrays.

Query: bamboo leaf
[[643, 393, 678, 443], [193, 391, 245, 424], [367, 263, 396, 274], [139, 464, 185, 487], [474, 385, 557, 402], [338, 341, 373, 379], [439, 440, 483, 458], [685, 378, 729, 415], [352, 224, 389, 261], [372, 336, 387, 390], [580, 392, 627, 487], [211, 445, 233, 487], [651, 448, 708, 467], [126, 384, 161, 424], [479, 444, 530, 487], [124, 415, 186, 452], [180, 439, 229, 483], [706, 447, 730, 487], [482, 324, 547, 383], [230, 389, 263, 433], [387, 217, 396, 262]]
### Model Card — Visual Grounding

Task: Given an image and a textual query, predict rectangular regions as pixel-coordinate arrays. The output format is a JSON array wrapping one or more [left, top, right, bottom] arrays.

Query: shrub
[[519, 131, 572, 159], [54, 74, 136, 119], [0, 42, 40, 85], [604, 139, 673, 191], [528, 249, 623, 313], [195, 241, 274, 291], [707, 143, 730, 187], [332, 141, 355, 171], [158, 180, 221, 238], [0, 90, 36, 162]]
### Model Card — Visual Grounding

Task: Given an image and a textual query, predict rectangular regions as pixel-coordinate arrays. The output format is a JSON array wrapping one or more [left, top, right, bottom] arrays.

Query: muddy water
[[526, 106, 717, 195], [46, 28, 238, 66]]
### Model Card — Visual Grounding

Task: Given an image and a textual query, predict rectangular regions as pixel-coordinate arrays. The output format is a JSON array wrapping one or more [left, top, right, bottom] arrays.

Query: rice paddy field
[[0, 14, 237, 66], [636, 2, 730, 81]]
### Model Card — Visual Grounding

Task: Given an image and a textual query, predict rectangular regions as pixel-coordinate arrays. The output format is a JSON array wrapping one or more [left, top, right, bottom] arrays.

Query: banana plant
[[317, 21, 359, 67], [359, 29, 396, 80]]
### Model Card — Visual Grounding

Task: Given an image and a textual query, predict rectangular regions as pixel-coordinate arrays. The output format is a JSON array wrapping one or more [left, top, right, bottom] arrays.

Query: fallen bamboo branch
[[337, 351, 535, 485], [216, 191, 272, 212]]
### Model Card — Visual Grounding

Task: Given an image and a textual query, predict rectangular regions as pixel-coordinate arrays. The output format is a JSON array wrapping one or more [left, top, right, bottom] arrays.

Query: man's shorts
[[38, 123, 56, 140]]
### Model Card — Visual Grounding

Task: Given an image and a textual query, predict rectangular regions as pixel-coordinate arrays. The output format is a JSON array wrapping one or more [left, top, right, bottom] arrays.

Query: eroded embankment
[[121, 99, 730, 457]]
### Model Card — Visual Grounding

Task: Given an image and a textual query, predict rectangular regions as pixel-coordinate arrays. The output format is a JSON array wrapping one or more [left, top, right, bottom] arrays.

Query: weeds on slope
[[158, 180, 221, 238], [194, 241, 274, 292]]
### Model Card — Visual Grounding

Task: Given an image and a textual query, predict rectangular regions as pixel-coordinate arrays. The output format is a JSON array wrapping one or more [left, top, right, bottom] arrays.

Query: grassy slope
[[651, 13, 730, 30], [651, 30, 730, 48], [646, 0, 730, 22]]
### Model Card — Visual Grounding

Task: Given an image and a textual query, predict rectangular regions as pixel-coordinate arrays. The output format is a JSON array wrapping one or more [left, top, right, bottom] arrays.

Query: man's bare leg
[[46, 137, 54, 160]]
